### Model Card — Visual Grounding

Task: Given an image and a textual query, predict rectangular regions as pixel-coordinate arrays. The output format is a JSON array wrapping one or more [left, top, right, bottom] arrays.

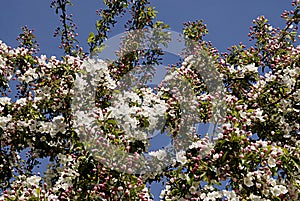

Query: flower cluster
[[1, 0, 300, 200], [108, 87, 167, 143]]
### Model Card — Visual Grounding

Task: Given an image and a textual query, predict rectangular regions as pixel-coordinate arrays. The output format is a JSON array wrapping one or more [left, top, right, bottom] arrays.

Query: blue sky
[[0, 1, 294, 200], [0, 1, 292, 56]]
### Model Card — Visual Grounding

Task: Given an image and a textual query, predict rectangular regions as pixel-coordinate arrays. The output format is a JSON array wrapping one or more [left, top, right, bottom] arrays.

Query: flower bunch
[[1, 0, 300, 200]]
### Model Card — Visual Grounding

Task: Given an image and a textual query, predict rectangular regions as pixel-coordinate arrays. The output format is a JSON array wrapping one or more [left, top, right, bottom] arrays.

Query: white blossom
[[244, 173, 254, 187], [271, 185, 288, 196], [268, 156, 277, 168], [26, 175, 41, 186], [16, 98, 27, 106], [149, 149, 167, 161], [244, 63, 256, 72], [176, 150, 187, 164]]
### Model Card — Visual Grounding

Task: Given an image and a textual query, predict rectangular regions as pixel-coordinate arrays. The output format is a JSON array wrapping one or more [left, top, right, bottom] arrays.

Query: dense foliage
[[0, 0, 299, 200]]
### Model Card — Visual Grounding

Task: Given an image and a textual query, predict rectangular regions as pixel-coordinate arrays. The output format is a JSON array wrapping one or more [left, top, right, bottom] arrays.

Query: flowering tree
[[0, 0, 300, 200]]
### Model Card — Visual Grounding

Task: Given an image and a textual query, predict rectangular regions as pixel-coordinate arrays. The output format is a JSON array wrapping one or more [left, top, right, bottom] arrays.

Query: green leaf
[[107, 118, 117, 125], [87, 32, 95, 43], [290, 156, 300, 170], [93, 44, 106, 53]]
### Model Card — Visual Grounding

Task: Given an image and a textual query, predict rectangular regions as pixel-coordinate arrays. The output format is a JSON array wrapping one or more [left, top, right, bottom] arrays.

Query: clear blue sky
[[0, 1, 294, 200], [0, 0, 292, 56]]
